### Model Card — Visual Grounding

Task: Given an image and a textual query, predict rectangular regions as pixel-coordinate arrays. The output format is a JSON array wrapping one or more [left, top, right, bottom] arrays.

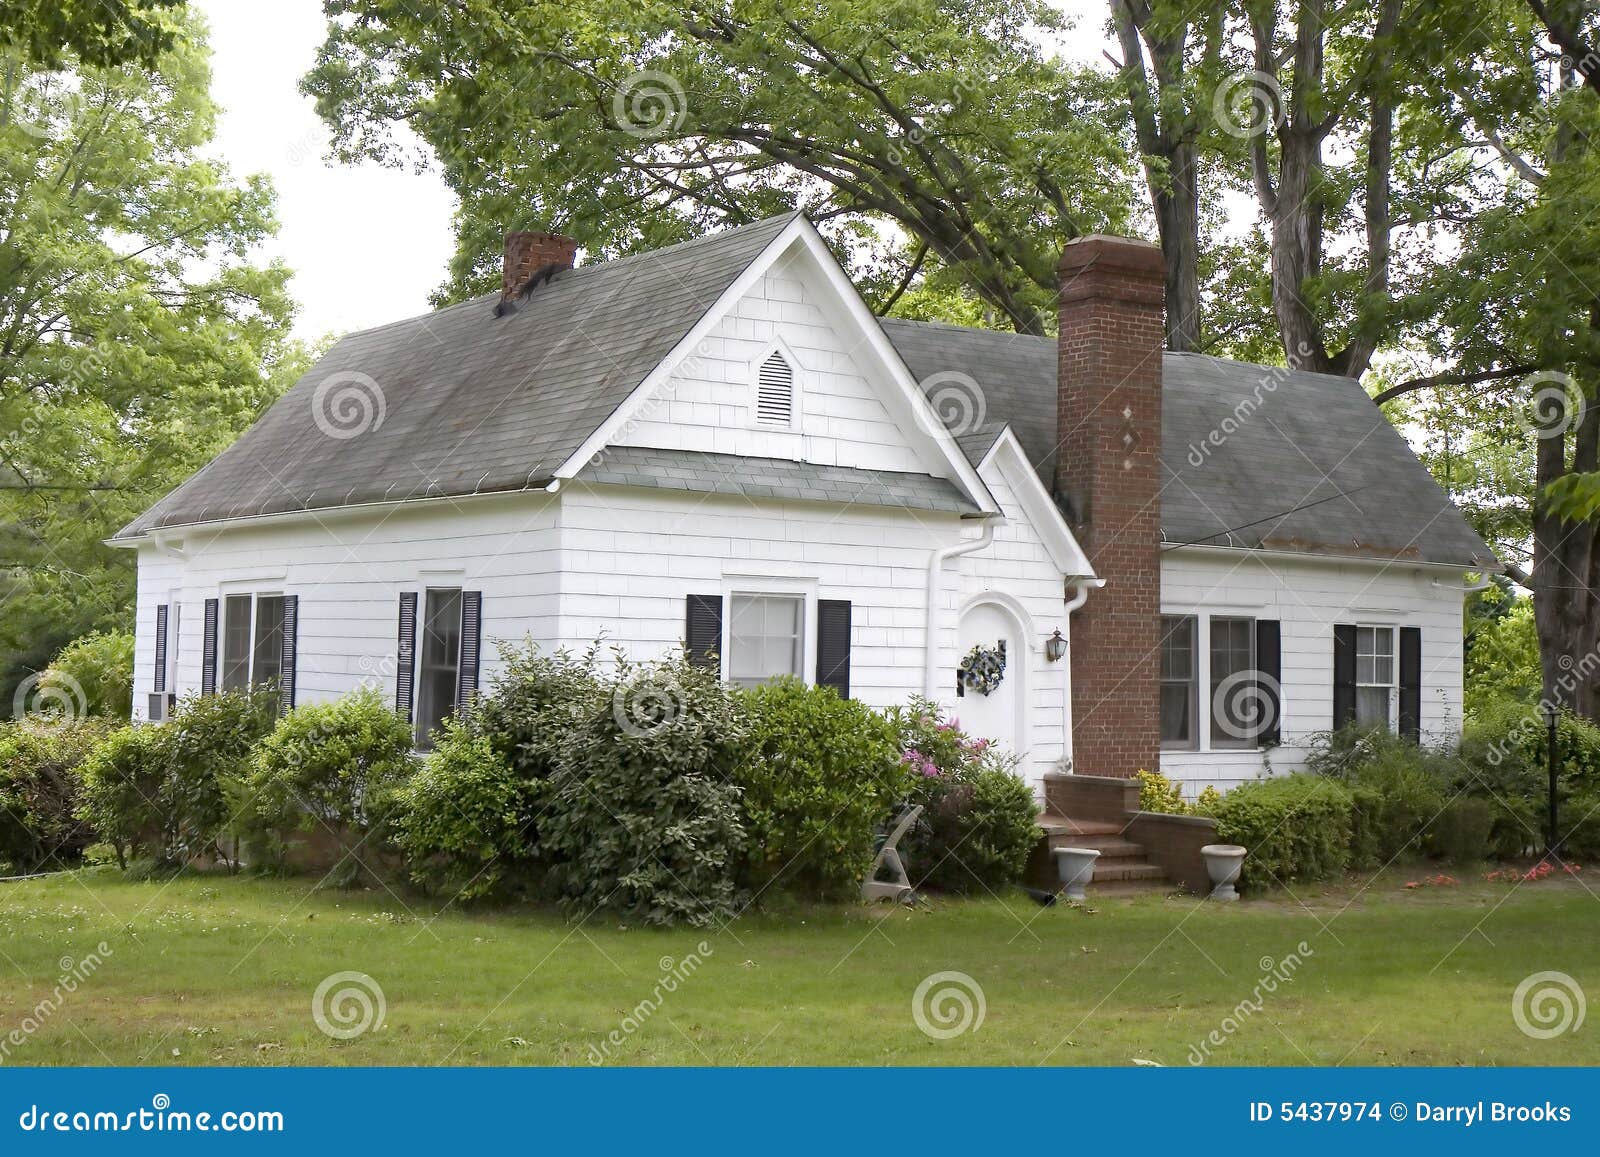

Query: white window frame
[[217, 588, 285, 692], [1354, 623, 1397, 731], [720, 575, 816, 688], [748, 337, 802, 432], [415, 586, 465, 750], [1160, 605, 1271, 755], [1159, 614, 1199, 751]]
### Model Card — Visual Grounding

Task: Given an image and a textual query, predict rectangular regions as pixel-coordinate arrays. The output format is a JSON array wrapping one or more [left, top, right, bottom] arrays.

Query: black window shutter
[[153, 604, 169, 695], [816, 599, 852, 698], [395, 592, 418, 722], [456, 591, 482, 708], [1398, 626, 1422, 741], [685, 595, 723, 669], [200, 598, 219, 696], [279, 595, 299, 712], [1332, 623, 1357, 729], [1254, 618, 1281, 745]]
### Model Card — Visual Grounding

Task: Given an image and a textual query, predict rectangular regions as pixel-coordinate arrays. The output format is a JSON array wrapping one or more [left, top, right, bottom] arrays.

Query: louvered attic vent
[[756, 351, 794, 426]]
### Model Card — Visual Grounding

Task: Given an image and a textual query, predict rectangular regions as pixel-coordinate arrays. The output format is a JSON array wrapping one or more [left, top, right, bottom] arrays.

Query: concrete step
[[1049, 833, 1144, 858], [1092, 860, 1167, 883]]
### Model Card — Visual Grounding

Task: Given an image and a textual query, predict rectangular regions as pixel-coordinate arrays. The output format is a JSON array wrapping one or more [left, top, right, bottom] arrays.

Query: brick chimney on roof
[[502, 230, 579, 301], [1056, 234, 1166, 778]]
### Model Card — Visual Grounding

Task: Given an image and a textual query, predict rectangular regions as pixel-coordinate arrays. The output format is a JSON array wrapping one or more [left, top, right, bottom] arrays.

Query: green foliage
[[1463, 587, 1540, 719], [39, 631, 134, 719], [393, 715, 545, 901], [244, 688, 416, 842], [74, 723, 167, 869], [0, 0, 181, 69], [1134, 768, 1189, 814], [0, 18, 304, 717], [1558, 792, 1600, 862], [1208, 776, 1353, 891], [1429, 798, 1496, 865], [1464, 700, 1600, 793], [0, 718, 113, 870], [887, 697, 1038, 894], [537, 654, 748, 927], [304, 0, 1138, 333], [472, 642, 604, 779], [732, 678, 909, 898], [1306, 728, 1449, 866]]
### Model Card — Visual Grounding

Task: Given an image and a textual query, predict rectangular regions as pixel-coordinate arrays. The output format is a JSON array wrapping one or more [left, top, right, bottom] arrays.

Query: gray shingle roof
[[117, 210, 1494, 571], [578, 446, 978, 513], [881, 318, 1496, 568], [115, 214, 799, 540]]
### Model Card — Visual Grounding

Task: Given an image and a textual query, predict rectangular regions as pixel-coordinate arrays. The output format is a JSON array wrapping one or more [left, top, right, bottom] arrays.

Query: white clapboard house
[[114, 214, 1496, 795]]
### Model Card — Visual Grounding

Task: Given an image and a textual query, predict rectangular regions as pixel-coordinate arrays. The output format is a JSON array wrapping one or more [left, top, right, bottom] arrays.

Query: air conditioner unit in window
[[147, 692, 176, 722]]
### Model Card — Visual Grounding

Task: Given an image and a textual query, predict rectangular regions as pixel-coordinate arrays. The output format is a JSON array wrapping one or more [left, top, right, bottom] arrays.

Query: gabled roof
[[882, 318, 1496, 569], [116, 213, 1496, 572], [115, 214, 800, 540]]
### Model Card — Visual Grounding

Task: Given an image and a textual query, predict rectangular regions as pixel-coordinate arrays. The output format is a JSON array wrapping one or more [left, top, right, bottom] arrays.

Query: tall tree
[[0, 0, 183, 69], [0, 14, 303, 713], [303, 0, 1139, 331]]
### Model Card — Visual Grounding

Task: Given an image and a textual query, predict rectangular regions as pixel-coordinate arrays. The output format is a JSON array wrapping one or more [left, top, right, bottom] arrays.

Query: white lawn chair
[[861, 804, 924, 903]]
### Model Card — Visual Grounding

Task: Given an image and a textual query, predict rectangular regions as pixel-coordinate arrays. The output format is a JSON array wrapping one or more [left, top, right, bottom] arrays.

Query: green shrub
[[538, 654, 748, 927], [1465, 700, 1600, 793], [162, 688, 280, 865], [888, 697, 1040, 894], [75, 724, 169, 870], [908, 765, 1039, 894], [1429, 797, 1496, 865], [732, 678, 909, 897], [394, 715, 546, 901], [0, 718, 114, 871], [1306, 728, 1448, 865], [1208, 775, 1353, 891], [39, 631, 134, 719], [1559, 792, 1600, 862], [474, 642, 604, 780], [245, 688, 415, 844], [1134, 768, 1188, 814]]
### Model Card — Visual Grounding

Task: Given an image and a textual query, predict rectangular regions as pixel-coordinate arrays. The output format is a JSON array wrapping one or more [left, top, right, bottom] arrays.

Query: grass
[[0, 866, 1595, 1066]]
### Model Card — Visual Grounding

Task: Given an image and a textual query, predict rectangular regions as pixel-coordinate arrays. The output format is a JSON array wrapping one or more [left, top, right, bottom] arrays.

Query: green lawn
[[0, 867, 1594, 1066]]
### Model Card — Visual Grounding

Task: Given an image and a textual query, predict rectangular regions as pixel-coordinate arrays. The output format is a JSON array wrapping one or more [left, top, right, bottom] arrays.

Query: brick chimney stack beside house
[[502, 231, 580, 300], [1055, 234, 1167, 778]]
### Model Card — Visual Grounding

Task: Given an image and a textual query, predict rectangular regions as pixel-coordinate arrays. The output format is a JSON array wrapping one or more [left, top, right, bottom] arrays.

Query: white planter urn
[[1053, 847, 1100, 901], [1201, 844, 1247, 901]]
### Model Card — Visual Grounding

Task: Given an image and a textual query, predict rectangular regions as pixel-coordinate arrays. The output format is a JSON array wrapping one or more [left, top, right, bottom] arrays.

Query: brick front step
[[1038, 813, 1123, 837], [1092, 860, 1166, 883], [1030, 810, 1175, 896], [1050, 834, 1145, 858]]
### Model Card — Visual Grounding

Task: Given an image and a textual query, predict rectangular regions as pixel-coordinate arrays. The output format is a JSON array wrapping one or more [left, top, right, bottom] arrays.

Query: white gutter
[[923, 517, 1001, 696], [1433, 572, 1494, 593], [1064, 576, 1106, 614]]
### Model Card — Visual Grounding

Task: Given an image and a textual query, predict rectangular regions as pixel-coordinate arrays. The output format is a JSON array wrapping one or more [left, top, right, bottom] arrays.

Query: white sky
[[197, 0, 1114, 342]]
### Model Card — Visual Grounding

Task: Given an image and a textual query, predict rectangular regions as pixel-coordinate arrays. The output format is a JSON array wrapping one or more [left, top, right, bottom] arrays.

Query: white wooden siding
[[1158, 546, 1467, 795]]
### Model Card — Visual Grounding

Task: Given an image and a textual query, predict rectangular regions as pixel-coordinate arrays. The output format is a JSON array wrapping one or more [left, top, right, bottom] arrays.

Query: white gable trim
[[978, 427, 1095, 579], [553, 216, 999, 513]]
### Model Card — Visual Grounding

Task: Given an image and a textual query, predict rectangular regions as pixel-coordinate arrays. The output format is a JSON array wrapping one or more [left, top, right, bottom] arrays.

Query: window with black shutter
[[153, 604, 169, 695], [1398, 626, 1422, 741], [395, 592, 418, 722], [685, 595, 723, 669], [200, 598, 219, 696], [1255, 619, 1282, 745], [1332, 623, 1358, 729]]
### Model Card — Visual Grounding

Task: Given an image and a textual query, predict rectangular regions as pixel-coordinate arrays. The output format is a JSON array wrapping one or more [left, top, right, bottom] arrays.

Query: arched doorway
[[955, 595, 1030, 765]]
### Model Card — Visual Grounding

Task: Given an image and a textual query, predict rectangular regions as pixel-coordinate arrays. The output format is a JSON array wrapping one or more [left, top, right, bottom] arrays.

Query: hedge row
[[0, 645, 1041, 924]]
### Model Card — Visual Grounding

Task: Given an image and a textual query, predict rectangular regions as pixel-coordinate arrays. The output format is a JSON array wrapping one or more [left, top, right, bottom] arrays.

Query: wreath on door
[[958, 640, 1007, 696]]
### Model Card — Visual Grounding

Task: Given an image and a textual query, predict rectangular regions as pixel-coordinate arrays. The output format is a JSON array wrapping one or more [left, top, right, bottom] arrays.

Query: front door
[[955, 601, 1023, 759]]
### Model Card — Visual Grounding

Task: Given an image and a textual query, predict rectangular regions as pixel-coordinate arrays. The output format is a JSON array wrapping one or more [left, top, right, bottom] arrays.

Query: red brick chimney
[[1056, 234, 1166, 778], [502, 230, 579, 300]]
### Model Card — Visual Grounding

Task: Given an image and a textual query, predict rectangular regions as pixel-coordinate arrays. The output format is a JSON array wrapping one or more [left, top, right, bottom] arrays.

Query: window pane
[[222, 595, 252, 692], [252, 596, 285, 691], [1160, 616, 1194, 679], [1210, 616, 1257, 748], [415, 590, 462, 748], [729, 595, 803, 688], [1356, 686, 1391, 730], [1161, 684, 1193, 745]]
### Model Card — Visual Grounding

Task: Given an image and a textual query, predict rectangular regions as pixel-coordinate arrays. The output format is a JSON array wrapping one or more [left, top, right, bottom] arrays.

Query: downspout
[[1059, 577, 1106, 772], [923, 516, 1001, 696]]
